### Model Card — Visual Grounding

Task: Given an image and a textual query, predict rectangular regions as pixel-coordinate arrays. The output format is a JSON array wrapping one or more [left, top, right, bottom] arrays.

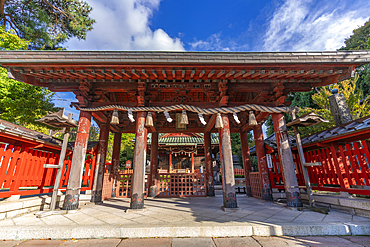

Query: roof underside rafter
[[1, 50, 369, 133]]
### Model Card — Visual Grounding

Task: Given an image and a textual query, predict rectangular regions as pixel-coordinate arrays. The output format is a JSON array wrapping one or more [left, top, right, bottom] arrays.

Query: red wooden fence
[[0, 141, 97, 198], [269, 141, 370, 196]]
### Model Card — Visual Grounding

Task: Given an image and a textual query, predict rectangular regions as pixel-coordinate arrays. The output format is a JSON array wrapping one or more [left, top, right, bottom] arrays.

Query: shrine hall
[[1, 50, 370, 211]]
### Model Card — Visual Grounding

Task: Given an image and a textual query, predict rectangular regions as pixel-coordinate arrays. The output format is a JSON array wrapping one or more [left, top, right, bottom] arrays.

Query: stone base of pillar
[[261, 188, 273, 201], [286, 191, 303, 207], [223, 192, 237, 208], [148, 185, 157, 197], [246, 186, 252, 197], [90, 191, 102, 203], [130, 193, 144, 209], [62, 192, 79, 210], [206, 186, 215, 197]]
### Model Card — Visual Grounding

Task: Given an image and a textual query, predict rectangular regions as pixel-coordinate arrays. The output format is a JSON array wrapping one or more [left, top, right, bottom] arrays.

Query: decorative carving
[[168, 95, 194, 102]]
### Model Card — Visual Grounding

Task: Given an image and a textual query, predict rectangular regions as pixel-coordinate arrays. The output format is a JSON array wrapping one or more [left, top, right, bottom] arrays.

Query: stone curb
[[0, 223, 369, 240]]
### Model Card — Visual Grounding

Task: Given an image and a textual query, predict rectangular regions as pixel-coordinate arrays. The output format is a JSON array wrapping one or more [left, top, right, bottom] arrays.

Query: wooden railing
[[0, 141, 97, 198], [269, 141, 370, 196]]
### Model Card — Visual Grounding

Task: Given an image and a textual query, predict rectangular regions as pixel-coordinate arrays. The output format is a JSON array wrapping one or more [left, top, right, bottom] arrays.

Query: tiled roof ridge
[[1, 50, 369, 65]]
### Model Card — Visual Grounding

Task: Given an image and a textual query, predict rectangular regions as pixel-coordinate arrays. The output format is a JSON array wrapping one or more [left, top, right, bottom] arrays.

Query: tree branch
[[4, 14, 20, 36], [42, 0, 69, 18], [0, 0, 5, 15]]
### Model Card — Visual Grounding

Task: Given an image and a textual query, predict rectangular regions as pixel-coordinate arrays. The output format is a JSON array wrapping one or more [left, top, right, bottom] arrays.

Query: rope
[[71, 103, 294, 115]]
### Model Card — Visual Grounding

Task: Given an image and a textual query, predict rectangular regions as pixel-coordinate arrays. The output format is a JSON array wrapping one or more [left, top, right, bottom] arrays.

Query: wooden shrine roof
[[1, 50, 369, 65], [1, 50, 369, 134], [147, 133, 219, 146]]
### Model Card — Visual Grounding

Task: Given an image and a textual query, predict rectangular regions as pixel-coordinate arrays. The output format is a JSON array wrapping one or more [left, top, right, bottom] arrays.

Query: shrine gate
[[1, 50, 369, 211]]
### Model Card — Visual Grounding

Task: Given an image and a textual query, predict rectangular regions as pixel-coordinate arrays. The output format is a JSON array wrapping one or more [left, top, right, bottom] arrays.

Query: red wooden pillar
[[62, 111, 91, 210], [111, 132, 122, 198], [272, 113, 302, 207], [253, 124, 273, 201], [169, 151, 172, 172], [130, 111, 147, 209], [240, 131, 252, 197], [191, 152, 194, 173], [149, 132, 159, 197], [91, 122, 110, 203], [219, 114, 237, 208], [204, 132, 215, 196]]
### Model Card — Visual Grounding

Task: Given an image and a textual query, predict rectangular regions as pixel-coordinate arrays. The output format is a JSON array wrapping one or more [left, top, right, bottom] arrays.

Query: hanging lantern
[[128, 109, 135, 122], [233, 112, 240, 124], [249, 111, 257, 126], [215, 113, 223, 129], [198, 113, 207, 125], [164, 111, 173, 122], [145, 112, 154, 127], [111, 109, 119, 125], [180, 110, 188, 125]]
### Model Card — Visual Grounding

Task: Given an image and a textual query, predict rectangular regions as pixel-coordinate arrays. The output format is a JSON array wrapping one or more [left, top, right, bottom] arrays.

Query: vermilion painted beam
[[204, 132, 214, 196], [62, 111, 91, 210], [272, 113, 302, 207], [91, 122, 110, 203], [111, 132, 122, 198], [130, 111, 147, 209], [253, 123, 272, 201], [219, 114, 238, 209], [240, 131, 252, 197]]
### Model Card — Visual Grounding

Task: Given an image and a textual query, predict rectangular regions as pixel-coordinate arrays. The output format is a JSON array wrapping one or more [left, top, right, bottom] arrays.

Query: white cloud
[[263, 0, 369, 51], [52, 92, 80, 120], [190, 32, 249, 51], [65, 0, 184, 51]]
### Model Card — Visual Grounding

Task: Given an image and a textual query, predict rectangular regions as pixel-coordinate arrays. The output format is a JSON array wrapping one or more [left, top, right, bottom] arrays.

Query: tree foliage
[[0, 27, 57, 131], [230, 132, 254, 169], [296, 76, 370, 137], [1, 0, 95, 49], [339, 18, 370, 51], [339, 18, 370, 96], [119, 133, 135, 170]]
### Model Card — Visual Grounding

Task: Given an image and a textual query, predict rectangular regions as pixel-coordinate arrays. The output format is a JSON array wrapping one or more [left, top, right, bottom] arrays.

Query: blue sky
[[56, 0, 370, 120]]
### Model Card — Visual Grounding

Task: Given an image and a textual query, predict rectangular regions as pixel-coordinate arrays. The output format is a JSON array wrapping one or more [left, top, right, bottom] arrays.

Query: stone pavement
[[1, 236, 370, 246], [0, 196, 369, 240]]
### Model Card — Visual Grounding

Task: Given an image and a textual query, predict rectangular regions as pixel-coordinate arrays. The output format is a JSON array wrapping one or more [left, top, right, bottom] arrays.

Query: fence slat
[[353, 142, 370, 185], [345, 144, 363, 186]]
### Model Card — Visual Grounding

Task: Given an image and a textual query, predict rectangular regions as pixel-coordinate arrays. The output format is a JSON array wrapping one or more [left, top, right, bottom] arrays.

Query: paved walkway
[[1, 236, 370, 246], [0, 196, 369, 240]]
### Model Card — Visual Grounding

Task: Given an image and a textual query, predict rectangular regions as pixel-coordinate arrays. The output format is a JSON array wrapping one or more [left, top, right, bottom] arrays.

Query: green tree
[[0, 27, 58, 131], [296, 76, 370, 137], [119, 133, 135, 170], [230, 132, 254, 169], [0, 0, 95, 49], [339, 19, 370, 50], [339, 18, 370, 96]]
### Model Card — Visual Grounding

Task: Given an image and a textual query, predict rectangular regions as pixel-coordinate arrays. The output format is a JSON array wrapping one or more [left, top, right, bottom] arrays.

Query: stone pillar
[[329, 90, 352, 126], [204, 132, 215, 196], [130, 111, 147, 209], [253, 124, 272, 201], [240, 131, 252, 197], [111, 132, 122, 198], [91, 122, 110, 203], [191, 152, 194, 173], [62, 111, 91, 210], [219, 114, 237, 209], [272, 113, 302, 207], [149, 132, 158, 197]]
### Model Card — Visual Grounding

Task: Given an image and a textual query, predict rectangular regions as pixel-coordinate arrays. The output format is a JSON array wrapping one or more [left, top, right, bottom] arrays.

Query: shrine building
[[1, 50, 369, 211]]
